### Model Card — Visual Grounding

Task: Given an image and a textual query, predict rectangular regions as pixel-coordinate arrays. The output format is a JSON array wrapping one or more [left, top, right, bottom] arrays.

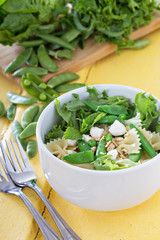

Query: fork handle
[[13, 189, 62, 240], [27, 182, 81, 240]]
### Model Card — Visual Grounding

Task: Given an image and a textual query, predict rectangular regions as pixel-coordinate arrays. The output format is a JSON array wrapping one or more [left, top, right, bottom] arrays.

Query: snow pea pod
[[33, 103, 49, 122], [0, 100, 5, 117], [129, 148, 143, 162], [127, 39, 150, 50], [130, 123, 157, 158], [37, 44, 59, 72], [88, 140, 97, 147], [37, 33, 75, 50], [13, 67, 48, 77], [19, 122, 37, 139], [78, 140, 91, 152], [55, 83, 85, 92], [48, 49, 73, 59], [98, 105, 128, 115], [18, 40, 45, 47], [97, 114, 129, 124], [95, 140, 107, 159], [27, 139, 38, 159], [7, 91, 37, 105], [6, 103, 16, 120], [11, 120, 27, 150], [62, 150, 94, 164], [21, 74, 59, 102], [21, 105, 39, 128], [5, 47, 33, 73], [104, 134, 112, 142], [62, 28, 81, 42], [47, 72, 80, 88], [26, 50, 38, 67]]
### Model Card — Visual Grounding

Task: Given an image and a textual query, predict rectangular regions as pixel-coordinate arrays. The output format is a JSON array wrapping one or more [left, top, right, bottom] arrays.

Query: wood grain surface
[[0, 11, 160, 85]]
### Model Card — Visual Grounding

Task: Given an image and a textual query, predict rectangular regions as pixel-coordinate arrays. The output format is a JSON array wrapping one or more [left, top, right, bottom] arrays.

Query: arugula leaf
[[63, 127, 82, 140], [80, 112, 106, 134], [45, 125, 64, 143], [55, 99, 71, 123], [86, 86, 99, 100], [134, 92, 160, 129], [66, 99, 87, 111]]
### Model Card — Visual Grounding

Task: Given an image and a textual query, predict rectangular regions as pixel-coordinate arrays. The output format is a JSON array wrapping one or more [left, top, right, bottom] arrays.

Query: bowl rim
[[36, 84, 160, 176]]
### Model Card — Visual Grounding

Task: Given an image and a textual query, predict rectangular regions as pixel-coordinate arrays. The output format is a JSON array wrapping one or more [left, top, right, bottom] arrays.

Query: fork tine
[[10, 138, 25, 171], [5, 140, 20, 172], [0, 154, 11, 181], [0, 142, 15, 173], [15, 137, 32, 170]]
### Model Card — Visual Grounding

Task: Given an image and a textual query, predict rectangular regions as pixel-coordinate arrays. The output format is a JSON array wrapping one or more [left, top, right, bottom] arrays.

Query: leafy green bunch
[[0, 0, 64, 45]]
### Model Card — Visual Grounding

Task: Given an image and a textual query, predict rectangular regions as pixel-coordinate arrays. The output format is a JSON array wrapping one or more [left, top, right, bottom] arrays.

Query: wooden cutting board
[[1, 11, 160, 85]]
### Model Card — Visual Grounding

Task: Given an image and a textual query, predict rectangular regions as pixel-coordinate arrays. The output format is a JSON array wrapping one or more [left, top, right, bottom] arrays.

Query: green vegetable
[[62, 28, 81, 42], [18, 40, 45, 47], [63, 127, 82, 140], [19, 122, 37, 139], [7, 91, 37, 105], [78, 139, 91, 152], [104, 134, 112, 142], [21, 74, 59, 103], [11, 120, 27, 150], [26, 139, 38, 159], [33, 103, 49, 122], [55, 83, 85, 92], [37, 44, 59, 72], [155, 121, 160, 134], [129, 148, 143, 162], [80, 112, 106, 134], [6, 103, 16, 120], [55, 99, 71, 123], [45, 125, 64, 143], [48, 49, 73, 59], [134, 92, 160, 129], [13, 67, 48, 76], [130, 123, 157, 158], [126, 39, 150, 50], [26, 49, 38, 67], [88, 139, 97, 147], [0, 100, 5, 117], [98, 105, 128, 115], [5, 47, 33, 73], [47, 72, 80, 88], [37, 33, 75, 50], [62, 150, 94, 164], [94, 155, 138, 170], [95, 140, 107, 159], [21, 105, 39, 128]]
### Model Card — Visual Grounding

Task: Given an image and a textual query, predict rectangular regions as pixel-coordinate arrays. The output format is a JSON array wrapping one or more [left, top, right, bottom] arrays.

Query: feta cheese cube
[[109, 120, 126, 136], [82, 134, 92, 142], [67, 139, 77, 146], [90, 126, 104, 138], [107, 149, 118, 160]]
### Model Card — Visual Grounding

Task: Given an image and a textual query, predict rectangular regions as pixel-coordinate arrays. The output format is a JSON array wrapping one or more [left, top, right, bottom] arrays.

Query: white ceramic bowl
[[36, 84, 160, 211]]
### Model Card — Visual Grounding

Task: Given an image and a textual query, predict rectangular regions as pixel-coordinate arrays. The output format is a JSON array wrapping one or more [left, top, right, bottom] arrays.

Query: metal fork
[[0, 138, 81, 240], [0, 155, 62, 240]]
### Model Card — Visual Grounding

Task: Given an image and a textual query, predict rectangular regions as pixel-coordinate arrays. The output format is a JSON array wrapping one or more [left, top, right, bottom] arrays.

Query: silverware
[[0, 138, 81, 240], [0, 155, 62, 240]]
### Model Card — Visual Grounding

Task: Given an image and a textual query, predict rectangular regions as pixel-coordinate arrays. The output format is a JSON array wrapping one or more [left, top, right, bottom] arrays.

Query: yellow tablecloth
[[1, 29, 160, 240]]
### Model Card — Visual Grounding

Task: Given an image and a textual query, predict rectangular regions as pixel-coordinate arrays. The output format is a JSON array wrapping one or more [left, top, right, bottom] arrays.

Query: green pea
[[19, 122, 37, 139], [6, 103, 16, 120], [55, 83, 85, 93], [7, 91, 37, 105], [0, 100, 5, 117], [24, 79, 31, 86], [104, 134, 112, 142], [13, 67, 48, 77], [39, 93, 47, 101], [21, 105, 39, 129], [27, 140, 38, 159], [5, 47, 33, 73], [47, 72, 80, 89], [11, 120, 27, 150], [39, 83, 47, 90], [37, 44, 59, 73]]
